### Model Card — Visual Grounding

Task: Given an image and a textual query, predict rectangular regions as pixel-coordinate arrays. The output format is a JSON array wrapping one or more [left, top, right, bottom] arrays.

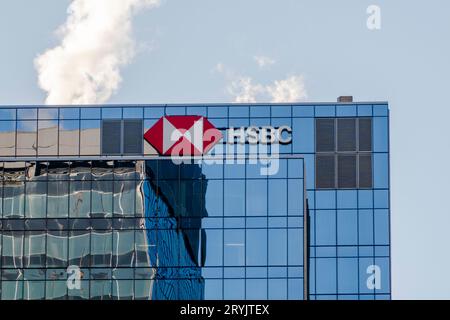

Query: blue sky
[[1, 0, 450, 299]]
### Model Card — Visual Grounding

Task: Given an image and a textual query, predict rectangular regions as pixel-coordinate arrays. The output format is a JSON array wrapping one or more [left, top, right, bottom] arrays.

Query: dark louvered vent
[[338, 155, 356, 188], [316, 155, 335, 189], [123, 120, 143, 154], [337, 118, 356, 151], [316, 119, 335, 152], [102, 120, 121, 155], [359, 154, 373, 188], [359, 118, 372, 151]]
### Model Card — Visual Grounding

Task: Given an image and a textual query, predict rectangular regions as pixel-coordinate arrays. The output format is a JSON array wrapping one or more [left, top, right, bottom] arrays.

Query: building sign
[[144, 115, 292, 156], [144, 116, 222, 156]]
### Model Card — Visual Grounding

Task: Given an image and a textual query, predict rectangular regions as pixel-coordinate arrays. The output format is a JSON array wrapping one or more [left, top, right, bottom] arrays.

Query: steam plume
[[35, 0, 160, 105]]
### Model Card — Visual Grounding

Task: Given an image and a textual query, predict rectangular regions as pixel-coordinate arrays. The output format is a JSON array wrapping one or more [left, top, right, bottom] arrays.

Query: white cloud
[[227, 76, 264, 103], [216, 63, 307, 103], [35, 0, 160, 105], [253, 55, 276, 68], [266, 75, 307, 102]]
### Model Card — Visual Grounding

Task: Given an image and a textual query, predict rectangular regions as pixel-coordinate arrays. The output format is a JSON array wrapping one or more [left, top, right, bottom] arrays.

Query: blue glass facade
[[0, 102, 390, 300]]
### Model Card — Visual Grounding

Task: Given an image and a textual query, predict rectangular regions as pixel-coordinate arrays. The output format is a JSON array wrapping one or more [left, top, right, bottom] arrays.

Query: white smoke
[[216, 63, 307, 103], [35, 0, 160, 105]]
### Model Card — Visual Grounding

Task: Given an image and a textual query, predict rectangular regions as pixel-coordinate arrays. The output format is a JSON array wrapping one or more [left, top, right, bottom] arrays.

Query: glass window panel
[[373, 117, 388, 152], [315, 105, 336, 117], [374, 257, 390, 293], [373, 153, 389, 189], [81, 108, 100, 119], [24, 281, 46, 300], [337, 210, 358, 245], [68, 231, 90, 267], [338, 258, 358, 294], [246, 279, 267, 299], [91, 231, 112, 267], [187, 106, 207, 116], [337, 190, 357, 209], [268, 179, 287, 216], [358, 118, 372, 151], [337, 118, 356, 151], [59, 120, 79, 156], [204, 229, 223, 266], [59, 108, 79, 119], [288, 179, 303, 216], [0, 121, 16, 156], [24, 232, 46, 267], [374, 210, 389, 245], [246, 229, 267, 266], [204, 180, 223, 217], [16, 120, 37, 156], [46, 232, 68, 268], [144, 107, 164, 118], [18, 108, 37, 120], [2, 232, 24, 268], [165, 107, 186, 115], [3, 183, 25, 217], [316, 258, 337, 294], [374, 190, 389, 208], [288, 279, 303, 300], [38, 108, 58, 120], [1, 281, 23, 300], [315, 210, 336, 246], [250, 106, 270, 117], [113, 180, 136, 217], [288, 229, 303, 265], [337, 105, 356, 117], [272, 105, 291, 117], [246, 180, 267, 216], [224, 229, 245, 266], [47, 181, 69, 218], [316, 155, 335, 189], [207, 107, 227, 118], [359, 210, 373, 245], [0, 108, 16, 120], [204, 279, 222, 300], [359, 257, 375, 294], [90, 280, 112, 300], [123, 107, 143, 119], [112, 280, 134, 300], [229, 106, 248, 118], [338, 155, 357, 188], [102, 108, 122, 119], [316, 190, 336, 209], [80, 120, 100, 155], [224, 180, 245, 216], [38, 120, 58, 156], [358, 105, 372, 116], [316, 118, 335, 152], [359, 154, 373, 189], [224, 279, 244, 299], [268, 279, 287, 300], [135, 279, 152, 300], [69, 180, 91, 218], [113, 230, 135, 267], [373, 104, 388, 116], [293, 105, 313, 117], [25, 181, 47, 218]]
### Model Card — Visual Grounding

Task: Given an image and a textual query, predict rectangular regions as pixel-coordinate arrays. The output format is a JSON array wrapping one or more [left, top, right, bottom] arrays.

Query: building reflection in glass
[[0, 160, 206, 300]]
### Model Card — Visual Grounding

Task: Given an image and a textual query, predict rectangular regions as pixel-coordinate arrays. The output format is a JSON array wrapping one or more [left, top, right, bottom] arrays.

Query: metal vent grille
[[316, 155, 335, 189], [123, 120, 143, 154], [316, 119, 335, 152], [337, 118, 356, 151], [359, 154, 373, 188], [102, 120, 121, 155], [338, 154, 356, 188], [359, 118, 372, 151]]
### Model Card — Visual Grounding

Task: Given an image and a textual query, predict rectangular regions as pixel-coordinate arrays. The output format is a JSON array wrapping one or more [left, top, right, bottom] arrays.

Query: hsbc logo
[[143, 115, 292, 176], [144, 116, 223, 156]]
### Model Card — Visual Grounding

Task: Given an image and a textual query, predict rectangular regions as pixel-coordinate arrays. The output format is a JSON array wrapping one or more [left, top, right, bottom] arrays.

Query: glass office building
[[0, 100, 390, 300]]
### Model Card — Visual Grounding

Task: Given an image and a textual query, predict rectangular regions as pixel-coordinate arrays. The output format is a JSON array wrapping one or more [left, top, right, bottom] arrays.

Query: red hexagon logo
[[144, 116, 223, 156]]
